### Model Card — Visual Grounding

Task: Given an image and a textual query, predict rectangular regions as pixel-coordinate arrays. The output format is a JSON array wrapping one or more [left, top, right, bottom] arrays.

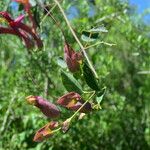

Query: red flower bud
[[57, 92, 92, 113], [64, 42, 82, 72], [33, 121, 59, 142], [26, 96, 60, 118]]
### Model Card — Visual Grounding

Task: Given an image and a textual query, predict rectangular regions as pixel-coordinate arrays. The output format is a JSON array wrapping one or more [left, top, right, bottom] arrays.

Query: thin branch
[[41, 5, 66, 40], [84, 41, 116, 50], [39, 0, 63, 26]]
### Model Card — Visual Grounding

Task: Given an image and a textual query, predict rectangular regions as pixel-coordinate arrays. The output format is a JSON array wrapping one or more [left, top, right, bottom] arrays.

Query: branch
[[53, 0, 98, 79]]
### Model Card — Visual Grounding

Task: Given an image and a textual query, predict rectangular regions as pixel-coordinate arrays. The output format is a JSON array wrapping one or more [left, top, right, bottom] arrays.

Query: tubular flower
[[0, 11, 43, 48], [33, 121, 59, 142], [64, 42, 83, 73], [26, 96, 60, 118], [57, 92, 92, 113]]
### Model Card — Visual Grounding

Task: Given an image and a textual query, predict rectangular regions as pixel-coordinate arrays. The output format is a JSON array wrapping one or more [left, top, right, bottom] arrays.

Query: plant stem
[[85, 41, 116, 50], [51, 127, 61, 134], [53, 0, 98, 79], [40, 3, 57, 26], [42, 6, 66, 40], [69, 91, 95, 121]]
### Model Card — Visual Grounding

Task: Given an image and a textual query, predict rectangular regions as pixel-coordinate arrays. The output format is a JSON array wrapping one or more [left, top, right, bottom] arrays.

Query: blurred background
[[0, 0, 150, 149]]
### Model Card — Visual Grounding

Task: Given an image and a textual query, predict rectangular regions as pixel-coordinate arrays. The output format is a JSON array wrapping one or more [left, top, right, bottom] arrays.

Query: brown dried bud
[[26, 96, 60, 118], [33, 121, 59, 142], [78, 113, 86, 120], [57, 92, 92, 113], [64, 42, 82, 73], [61, 118, 71, 133]]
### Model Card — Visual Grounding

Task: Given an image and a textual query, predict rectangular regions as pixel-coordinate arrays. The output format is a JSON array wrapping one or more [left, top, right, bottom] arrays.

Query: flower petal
[[26, 96, 60, 118], [57, 92, 81, 107], [33, 121, 59, 142], [57, 92, 92, 113], [64, 42, 82, 72]]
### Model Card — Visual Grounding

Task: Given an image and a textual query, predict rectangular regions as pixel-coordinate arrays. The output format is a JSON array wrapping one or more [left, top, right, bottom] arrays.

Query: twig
[[84, 41, 116, 49], [41, 5, 66, 40], [137, 71, 150, 74], [39, 0, 63, 26]]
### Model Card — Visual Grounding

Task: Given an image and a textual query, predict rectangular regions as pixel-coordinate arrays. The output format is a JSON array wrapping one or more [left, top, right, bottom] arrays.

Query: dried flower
[[78, 113, 86, 120], [33, 121, 59, 142], [57, 92, 92, 113], [26, 96, 60, 118], [64, 42, 83, 72], [61, 118, 71, 133]]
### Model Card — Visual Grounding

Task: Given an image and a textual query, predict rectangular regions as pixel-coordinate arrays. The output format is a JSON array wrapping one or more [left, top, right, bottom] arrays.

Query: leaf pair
[[61, 60, 100, 93]]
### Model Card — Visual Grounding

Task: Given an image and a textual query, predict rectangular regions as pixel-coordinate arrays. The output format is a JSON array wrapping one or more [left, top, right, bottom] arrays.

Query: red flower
[[57, 92, 92, 113], [0, 11, 43, 48], [64, 42, 83, 73], [33, 121, 59, 142], [26, 96, 60, 118]]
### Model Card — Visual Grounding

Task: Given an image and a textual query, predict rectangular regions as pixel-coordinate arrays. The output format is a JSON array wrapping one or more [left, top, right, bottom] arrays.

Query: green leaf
[[18, 4, 24, 11], [81, 30, 99, 42], [57, 57, 67, 68], [61, 70, 83, 94], [89, 25, 108, 33], [92, 88, 106, 110], [81, 25, 107, 42], [30, 0, 36, 6], [33, 7, 40, 28], [81, 34, 96, 42], [96, 87, 106, 104], [82, 31, 99, 39], [96, 95, 103, 104], [82, 62, 100, 91]]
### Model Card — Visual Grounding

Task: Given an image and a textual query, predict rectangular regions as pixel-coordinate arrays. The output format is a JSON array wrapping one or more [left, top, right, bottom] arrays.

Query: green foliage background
[[0, 0, 150, 149]]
